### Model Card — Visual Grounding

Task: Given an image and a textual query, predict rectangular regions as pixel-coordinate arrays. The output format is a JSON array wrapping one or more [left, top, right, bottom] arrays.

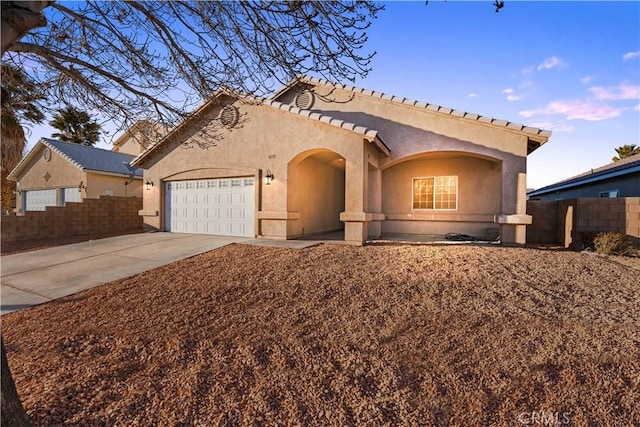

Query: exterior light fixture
[[78, 181, 86, 192], [264, 169, 274, 185], [145, 180, 154, 190]]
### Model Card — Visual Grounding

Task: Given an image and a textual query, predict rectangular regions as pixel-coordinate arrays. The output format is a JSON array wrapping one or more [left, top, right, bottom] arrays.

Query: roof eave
[[294, 74, 553, 148], [528, 165, 640, 196], [83, 168, 144, 179]]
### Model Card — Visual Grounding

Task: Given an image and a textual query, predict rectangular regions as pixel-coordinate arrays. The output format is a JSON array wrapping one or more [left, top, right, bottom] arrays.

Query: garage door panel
[[165, 177, 254, 237], [25, 189, 57, 211]]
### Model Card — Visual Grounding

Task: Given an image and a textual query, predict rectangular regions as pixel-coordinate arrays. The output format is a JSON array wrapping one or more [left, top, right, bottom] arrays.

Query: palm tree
[[612, 144, 640, 162], [1, 64, 46, 214], [50, 107, 101, 146]]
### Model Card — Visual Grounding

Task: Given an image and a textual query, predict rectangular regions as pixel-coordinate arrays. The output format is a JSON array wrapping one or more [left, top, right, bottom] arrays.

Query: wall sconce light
[[78, 181, 86, 192], [264, 169, 274, 185], [145, 180, 154, 190]]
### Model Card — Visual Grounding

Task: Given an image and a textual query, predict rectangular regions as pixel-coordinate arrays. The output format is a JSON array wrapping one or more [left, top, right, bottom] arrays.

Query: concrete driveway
[[1, 232, 246, 315]]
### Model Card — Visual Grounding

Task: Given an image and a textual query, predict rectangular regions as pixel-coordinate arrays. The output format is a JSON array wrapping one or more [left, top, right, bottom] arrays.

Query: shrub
[[579, 231, 599, 251], [593, 232, 633, 256]]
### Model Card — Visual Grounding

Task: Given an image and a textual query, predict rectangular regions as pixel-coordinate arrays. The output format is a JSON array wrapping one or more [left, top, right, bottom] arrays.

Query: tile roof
[[527, 153, 640, 196], [8, 138, 142, 180], [276, 74, 552, 144], [131, 88, 390, 166]]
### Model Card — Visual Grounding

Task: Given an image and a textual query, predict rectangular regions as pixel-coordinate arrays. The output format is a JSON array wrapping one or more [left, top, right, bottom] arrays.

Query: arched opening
[[287, 149, 346, 239], [381, 151, 502, 240]]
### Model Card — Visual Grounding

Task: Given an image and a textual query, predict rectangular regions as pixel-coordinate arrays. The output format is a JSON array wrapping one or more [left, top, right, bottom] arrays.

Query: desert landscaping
[[2, 242, 639, 426]]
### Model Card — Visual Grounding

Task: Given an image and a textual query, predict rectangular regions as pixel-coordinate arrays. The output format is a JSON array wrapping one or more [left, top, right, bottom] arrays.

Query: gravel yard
[[2, 243, 639, 426]]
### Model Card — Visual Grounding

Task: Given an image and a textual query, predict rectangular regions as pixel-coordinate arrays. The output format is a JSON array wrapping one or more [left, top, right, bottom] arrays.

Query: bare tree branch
[[2, 1, 383, 141]]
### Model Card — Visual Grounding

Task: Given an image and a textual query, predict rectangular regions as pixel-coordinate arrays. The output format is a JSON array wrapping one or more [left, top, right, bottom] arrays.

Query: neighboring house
[[112, 120, 165, 156], [528, 153, 640, 200], [132, 76, 551, 245], [8, 138, 143, 213]]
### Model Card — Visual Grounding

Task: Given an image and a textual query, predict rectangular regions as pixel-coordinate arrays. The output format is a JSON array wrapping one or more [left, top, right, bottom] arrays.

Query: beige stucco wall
[[113, 136, 145, 156], [139, 100, 370, 242], [112, 121, 161, 155], [85, 173, 143, 199]]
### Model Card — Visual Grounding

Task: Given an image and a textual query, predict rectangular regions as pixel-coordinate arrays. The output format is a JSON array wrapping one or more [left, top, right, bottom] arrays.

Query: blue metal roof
[[41, 138, 143, 177], [528, 153, 640, 197]]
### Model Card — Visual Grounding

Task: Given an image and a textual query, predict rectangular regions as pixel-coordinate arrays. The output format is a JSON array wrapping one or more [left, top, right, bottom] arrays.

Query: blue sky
[[26, 1, 639, 190], [356, 1, 640, 189]]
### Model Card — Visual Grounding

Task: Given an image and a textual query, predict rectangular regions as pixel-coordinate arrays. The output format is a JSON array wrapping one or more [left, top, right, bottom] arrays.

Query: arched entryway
[[287, 149, 346, 239], [381, 151, 503, 239]]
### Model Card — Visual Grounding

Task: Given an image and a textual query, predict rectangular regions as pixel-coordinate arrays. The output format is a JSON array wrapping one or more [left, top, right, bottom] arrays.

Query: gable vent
[[219, 105, 239, 128], [294, 90, 314, 110]]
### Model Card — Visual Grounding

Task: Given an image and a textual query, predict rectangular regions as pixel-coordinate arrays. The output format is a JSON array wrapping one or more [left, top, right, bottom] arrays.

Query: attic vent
[[294, 90, 314, 110], [219, 105, 239, 128]]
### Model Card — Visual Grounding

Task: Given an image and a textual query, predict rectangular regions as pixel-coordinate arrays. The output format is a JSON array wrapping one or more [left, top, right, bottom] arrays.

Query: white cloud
[[503, 88, 521, 101], [537, 56, 567, 71], [529, 121, 575, 133], [521, 66, 535, 75], [580, 75, 594, 85], [636, 104, 640, 111], [623, 51, 640, 61], [588, 83, 640, 101], [520, 100, 625, 121], [467, 93, 478, 98]]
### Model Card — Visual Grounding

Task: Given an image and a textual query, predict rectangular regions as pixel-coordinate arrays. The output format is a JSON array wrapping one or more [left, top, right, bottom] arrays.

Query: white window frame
[[412, 176, 458, 210]]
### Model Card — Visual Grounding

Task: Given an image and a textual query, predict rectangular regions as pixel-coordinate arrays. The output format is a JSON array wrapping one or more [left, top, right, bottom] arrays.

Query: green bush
[[593, 232, 633, 256]]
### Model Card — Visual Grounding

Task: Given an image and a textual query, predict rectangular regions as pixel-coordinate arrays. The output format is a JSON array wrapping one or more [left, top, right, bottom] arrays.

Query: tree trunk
[[1, 1, 50, 55], [1, 337, 33, 427], [1, 113, 25, 215], [1, 6, 50, 422]]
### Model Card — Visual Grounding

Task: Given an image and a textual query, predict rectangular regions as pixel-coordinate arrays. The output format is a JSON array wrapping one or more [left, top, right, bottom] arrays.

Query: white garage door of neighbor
[[165, 177, 255, 237], [24, 189, 57, 211], [63, 187, 82, 204]]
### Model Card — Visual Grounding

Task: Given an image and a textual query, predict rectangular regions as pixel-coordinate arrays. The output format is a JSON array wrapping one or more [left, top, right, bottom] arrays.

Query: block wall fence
[[527, 197, 640, 248], [1, 196, 143, 244]]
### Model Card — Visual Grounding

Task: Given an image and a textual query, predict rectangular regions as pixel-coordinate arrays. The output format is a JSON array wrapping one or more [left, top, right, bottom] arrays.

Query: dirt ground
[[2, 243, 639, 426]]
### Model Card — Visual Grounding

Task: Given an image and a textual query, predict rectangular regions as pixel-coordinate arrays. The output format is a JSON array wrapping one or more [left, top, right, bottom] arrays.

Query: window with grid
[[412, 176, 458, 210]]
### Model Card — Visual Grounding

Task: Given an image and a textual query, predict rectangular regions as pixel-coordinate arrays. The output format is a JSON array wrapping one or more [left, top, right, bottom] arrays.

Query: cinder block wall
[[527, 197, 640, 247], [1, 196, 143, 243]]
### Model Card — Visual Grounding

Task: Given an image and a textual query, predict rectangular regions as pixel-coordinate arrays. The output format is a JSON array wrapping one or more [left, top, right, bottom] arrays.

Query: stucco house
[[527, 153, 640, 200], [112, 120, 166, 156], [132, 76, 551, 245], [9, 138, 143, 213]]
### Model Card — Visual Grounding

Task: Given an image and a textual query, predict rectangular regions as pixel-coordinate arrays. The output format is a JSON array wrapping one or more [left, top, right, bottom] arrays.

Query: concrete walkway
[[1, 233, 247, 316]]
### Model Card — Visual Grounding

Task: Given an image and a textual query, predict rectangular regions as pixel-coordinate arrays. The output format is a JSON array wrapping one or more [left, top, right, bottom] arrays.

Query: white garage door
[[63, 187, 82, 204], [24, 189, 57, 211], [165, 177, 255, 237]]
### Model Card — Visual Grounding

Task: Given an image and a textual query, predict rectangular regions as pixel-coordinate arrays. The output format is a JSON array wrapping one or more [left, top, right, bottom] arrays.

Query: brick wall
[[527, 197, 640, 248], [1, 196, 143, 243]]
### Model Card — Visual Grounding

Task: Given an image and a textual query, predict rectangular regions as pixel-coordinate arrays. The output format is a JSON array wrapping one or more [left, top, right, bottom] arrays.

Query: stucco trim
[[495, 214, 533, 225], [283, 75, 552, 152], [385, 213, 496, 222], [257, 211, 301, 220]]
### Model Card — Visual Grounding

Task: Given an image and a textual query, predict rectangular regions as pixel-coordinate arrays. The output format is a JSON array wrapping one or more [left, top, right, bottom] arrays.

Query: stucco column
[[367, 165, 383, 238], [341, 149, 368, 245], [497, 164, 531, 244], [139, 172, 161, 231]]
